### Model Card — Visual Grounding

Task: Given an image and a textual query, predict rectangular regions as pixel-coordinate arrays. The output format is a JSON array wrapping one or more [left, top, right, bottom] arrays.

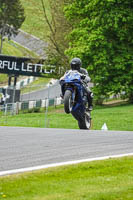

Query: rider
[[70, 57, 93, 111]]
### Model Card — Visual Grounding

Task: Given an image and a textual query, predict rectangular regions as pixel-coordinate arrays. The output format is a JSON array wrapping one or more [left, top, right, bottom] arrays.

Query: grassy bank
[[0, 102, 133, 131], [2, 40, 36, 57], [0, 40, 37, 85], [20, 0, 50, 39], [0, 156, 133, 200]]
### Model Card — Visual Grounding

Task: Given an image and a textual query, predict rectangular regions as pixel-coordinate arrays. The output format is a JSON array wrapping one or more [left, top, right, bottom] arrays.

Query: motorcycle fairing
[[60, 70, 88, 122]]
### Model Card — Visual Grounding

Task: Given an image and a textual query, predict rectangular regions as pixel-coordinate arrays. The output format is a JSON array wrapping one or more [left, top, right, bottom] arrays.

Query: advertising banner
[[0, 55, 55, 77]]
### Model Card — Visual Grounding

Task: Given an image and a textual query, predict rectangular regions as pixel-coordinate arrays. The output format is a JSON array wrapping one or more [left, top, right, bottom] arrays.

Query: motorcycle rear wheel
[[64, 90, 73, 114], [78, 112, 91, 130]]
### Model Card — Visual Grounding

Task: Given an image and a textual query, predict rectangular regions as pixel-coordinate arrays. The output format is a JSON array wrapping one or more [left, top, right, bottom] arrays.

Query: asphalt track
[[20, 81, 61, 101], [0, 126, 133, 176]]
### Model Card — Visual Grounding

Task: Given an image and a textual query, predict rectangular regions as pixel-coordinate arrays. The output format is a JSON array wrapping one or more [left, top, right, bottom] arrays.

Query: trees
[[64, 0, 133, 103], [41, 0, 72, 77], [0, 0, 25, 54]]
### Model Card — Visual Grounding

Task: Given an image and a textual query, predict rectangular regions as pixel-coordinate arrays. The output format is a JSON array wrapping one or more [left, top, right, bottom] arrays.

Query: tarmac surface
[[20, 81, 61, 101], [0, 126, 133, 174], [11, 30, 47, 58]]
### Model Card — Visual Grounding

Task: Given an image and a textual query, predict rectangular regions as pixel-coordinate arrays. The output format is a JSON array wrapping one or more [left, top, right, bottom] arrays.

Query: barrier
[[0, 97, 63, 115]]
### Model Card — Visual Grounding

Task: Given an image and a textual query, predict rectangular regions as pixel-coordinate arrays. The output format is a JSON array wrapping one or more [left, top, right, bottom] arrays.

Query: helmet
[[70, 58, 82, 71]]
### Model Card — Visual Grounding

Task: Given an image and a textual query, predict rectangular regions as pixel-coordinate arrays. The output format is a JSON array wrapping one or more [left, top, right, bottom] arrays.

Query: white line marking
[[1, 152, 133, 176]]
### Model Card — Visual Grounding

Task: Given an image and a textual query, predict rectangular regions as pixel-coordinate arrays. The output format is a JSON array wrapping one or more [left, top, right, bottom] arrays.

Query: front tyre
[[78, 112, 91, 130], [64, 90, 73, 114]]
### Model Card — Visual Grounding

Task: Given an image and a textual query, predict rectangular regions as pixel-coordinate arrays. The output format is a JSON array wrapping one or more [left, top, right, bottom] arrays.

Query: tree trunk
[[129, 93, 133, 103]]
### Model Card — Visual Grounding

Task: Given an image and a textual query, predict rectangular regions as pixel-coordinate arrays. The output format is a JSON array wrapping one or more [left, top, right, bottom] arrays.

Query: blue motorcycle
[[60, 70, 91, 130]]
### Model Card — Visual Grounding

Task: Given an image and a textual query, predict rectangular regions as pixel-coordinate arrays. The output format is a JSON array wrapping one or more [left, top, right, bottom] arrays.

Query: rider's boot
[[86, 106, 93, 112], [88, 105, 93, 111], [60, 94, 64, 99], [87, 92, 93, 111]]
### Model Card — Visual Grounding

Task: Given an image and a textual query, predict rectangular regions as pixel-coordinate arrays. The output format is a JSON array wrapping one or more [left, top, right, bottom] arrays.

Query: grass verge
[[0, 156, 133, 200], [0, 102, 133, 131]]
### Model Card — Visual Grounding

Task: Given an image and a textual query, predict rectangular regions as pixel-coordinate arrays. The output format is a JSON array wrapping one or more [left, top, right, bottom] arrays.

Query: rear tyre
[[78, 112, 91, 130], [64, 90, 73, 114]]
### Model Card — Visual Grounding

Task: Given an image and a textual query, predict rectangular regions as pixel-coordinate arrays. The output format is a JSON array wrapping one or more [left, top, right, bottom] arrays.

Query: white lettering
[[21, 62, 27, 71], [39, 64, 43, 73], [44, 68, 50, 74], [13, 62, 19, 71], [3, 61, 10, 70], [27, 63, 33, 72], [34, 64, 43, 73], [0, 57, 55, 75], [34, 64, 37, 73], [0, 60, 3, 69]]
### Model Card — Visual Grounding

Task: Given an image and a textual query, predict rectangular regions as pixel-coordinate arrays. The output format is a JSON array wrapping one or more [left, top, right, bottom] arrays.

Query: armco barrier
[[20, 97, 62, 110], [0, 103, 18, 115], [0, 97, 63, 115], [49, 99, 54, 106], [36, 100, 42, 108], [21, 101, 29, 110], [29, 101, 36, 109]]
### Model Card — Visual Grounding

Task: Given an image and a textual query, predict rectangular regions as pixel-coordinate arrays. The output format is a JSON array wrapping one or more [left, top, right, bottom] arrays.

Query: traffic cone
[[101, 123, 108, 131]]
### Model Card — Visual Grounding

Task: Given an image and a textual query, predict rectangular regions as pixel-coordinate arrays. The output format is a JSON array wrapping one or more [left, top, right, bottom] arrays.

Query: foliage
[[0, 74, 8, 84], [64, 0, 133, 103], [0, 0, 25, 53], [41, 0, 72, 77]]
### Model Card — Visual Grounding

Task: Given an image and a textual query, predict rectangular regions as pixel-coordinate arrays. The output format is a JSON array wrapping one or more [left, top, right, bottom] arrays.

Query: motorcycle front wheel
[[64, 90, 73, 114], [78, 112, 91, 130]]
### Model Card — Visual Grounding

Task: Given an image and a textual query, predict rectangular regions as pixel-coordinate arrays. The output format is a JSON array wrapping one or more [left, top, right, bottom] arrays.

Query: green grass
[[0, 40, 38, 85], [0, 103, 133, 131], [92, 103, 133, 131], [2, 40, 36, 57], [20, 0, 50, 39], [0, 156, 133, 200], [0, 74, 8, 85]]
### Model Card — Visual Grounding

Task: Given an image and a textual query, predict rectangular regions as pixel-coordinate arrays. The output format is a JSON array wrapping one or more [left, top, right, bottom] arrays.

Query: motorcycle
[[60, 70, 91, 130]]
